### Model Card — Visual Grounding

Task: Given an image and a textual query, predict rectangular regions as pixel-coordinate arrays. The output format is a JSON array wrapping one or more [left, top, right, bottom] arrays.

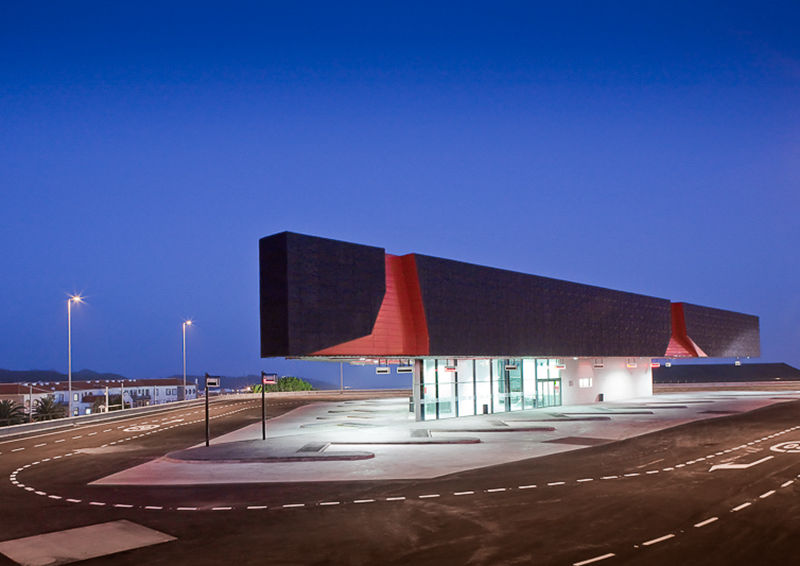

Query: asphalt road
[[1, 394, 799, 565]]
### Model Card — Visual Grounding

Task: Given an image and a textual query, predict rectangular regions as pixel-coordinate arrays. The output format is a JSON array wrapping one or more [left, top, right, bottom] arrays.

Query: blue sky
[[1, 1, 799, 382]]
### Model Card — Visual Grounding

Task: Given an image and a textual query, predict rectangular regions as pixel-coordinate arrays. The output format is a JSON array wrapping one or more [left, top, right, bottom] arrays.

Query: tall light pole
[[182, 320, 193, 401], [67, 294, 83, 418]]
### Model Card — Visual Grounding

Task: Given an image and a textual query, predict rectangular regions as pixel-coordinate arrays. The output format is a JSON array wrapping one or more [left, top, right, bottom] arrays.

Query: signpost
[[204, 373, 221, 447], [260, 371, 277, 440]]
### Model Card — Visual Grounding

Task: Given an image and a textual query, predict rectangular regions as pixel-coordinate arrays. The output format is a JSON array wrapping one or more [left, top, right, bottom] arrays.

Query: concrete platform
[[92, 390, 800, 485]]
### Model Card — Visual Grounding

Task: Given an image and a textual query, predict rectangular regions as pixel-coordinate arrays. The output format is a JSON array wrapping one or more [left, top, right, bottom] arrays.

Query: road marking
[[319, 501, 340, 506], [662, 467, 674, 471], [548, 482, 565, 486], [623, 473, 640, 477], [454, 491, 474, 496], [34, 443, 46, 448], [645, 470, 659, 475], [759, 490, 775, 499], [89, 501, 106, 506], [732, 502, 751, 512], [573, 553, 616, 566], [385, 497, 406, 501], [694, 517, 718, 528], [211, 507, 232, 511], [518, 484, 537, 489], [66, 499, 81, 503], [601, 475, 618, 480], [114, 504, 134, 508], [11, 448, 25, 452], [709, 455, 774, 472], [72, 435, 82, 439], [48, 495, 62, 500], [642, 533, 675, 546], [419, 494, 440, 499], [177, 506, 197, 511], [353, 499, 375, 504], [283, 503, 305, 508], [247, 505, 267, 510], [55, 439, 65, 443], [487, 487, 507, 492], [781, 480, 794, 488]]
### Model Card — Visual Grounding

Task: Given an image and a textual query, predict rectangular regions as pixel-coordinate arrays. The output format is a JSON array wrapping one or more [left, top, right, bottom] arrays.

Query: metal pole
[[205, 373, 210, 447], [340, 362, 343, 393], [261, 379, 266, 440], [68, 299, 72, 418], [29, 384, 33, 423], [182, 322, 187, 400], [120, 381, 125, 410], [105, 386, 109, 413]]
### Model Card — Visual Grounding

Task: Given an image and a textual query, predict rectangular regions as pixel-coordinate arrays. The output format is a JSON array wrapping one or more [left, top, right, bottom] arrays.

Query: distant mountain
[[653, 362, 800, 383], [0, 369, 128, 384]]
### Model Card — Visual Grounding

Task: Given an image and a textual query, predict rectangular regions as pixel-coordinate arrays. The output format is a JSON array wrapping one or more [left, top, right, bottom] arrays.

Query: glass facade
[[419, 357, 563, 420]]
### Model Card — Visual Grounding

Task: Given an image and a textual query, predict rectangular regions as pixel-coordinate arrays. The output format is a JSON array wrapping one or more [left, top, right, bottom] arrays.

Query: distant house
[[0, 378, 196, 417]]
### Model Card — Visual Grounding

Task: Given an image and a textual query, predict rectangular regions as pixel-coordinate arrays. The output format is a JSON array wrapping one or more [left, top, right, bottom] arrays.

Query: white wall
[[561, 357, 653, 405]]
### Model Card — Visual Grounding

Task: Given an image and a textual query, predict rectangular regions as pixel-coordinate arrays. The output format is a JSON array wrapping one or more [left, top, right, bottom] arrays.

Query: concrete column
[[413, 359, 424, 422]]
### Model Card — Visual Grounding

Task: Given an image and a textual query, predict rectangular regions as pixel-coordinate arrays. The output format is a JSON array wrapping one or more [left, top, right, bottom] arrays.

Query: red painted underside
[[312, 254, 430, 356], [665, 302, 707, 357]]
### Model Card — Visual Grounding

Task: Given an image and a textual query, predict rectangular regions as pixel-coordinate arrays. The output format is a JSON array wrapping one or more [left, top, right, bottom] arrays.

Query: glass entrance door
[[536, 379, 562, 408]]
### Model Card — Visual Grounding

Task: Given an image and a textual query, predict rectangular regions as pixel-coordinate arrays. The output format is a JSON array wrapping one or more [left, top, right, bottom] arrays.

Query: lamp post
[[182, 320, 193, 401], [67, 294, 83, 418]]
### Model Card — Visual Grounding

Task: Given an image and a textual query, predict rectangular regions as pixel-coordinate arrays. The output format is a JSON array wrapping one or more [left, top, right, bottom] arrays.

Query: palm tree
[[0, 400, 26, 426], [33, 395, 67, 421]]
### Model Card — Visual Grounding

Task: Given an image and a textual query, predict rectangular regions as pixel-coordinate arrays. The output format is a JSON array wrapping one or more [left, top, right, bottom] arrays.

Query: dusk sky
[[2, 2, 799, 383]]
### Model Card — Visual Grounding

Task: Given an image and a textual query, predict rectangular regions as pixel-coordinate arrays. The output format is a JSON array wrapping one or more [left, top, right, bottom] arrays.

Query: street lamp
[[67, 294, 83, 417], [182, 320, 193, 400]]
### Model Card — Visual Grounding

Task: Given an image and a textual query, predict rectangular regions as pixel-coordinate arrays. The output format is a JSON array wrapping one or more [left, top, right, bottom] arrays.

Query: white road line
[[55, 439, 65, 443], [694, 517, 718, 528], [66, 499, 81, 503], [89, 501, 106, 506], [487, 488, 507, 492], [103, 429, 112, 432], [353, 499, 375, 504], [454, 491, 474, 496], [385, 497, 406, 501], [642, 533, 675, 546], [114, 504, 134, 508], [319, 501, 340, 506], [34, 443, 46, 448], [419, 494, 440, 499], [573, 552, 616, 566], [11, 448, 25, 452], [518, 484, 537, 489], [48, 495, 62, 500], [759, 490, 775, 499], [212, 507, 232, 511], [177, 506, 197, 511], [732, 502, 751, 512], [781, 480, 794, 488], [645, 470, 659, 475], [72, 435, 82, 439], [34, 491, 46, 496], [601, 475, 618, 480], [548, 481, 565, 486], [247, 505, 267, 510], [623, 473, 640, 477], [663, 467, 674, 471], [283, 503, 305, 508]]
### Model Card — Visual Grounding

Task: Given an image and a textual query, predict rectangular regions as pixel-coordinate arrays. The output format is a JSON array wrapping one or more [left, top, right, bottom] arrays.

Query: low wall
[[0, 389, 411, 439]]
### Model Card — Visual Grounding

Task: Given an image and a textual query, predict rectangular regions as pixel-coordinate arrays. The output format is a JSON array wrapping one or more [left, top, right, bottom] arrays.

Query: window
[[73, 393, 78, 402], [579, 378, 593, 388]]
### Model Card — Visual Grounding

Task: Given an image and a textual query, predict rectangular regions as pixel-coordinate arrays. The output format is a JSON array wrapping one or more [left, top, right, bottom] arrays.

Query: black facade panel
[[413, 255, 672, 357], [259, 233, 289, 356], [260, 232, 385, 356], [682, 303, 760, 358]]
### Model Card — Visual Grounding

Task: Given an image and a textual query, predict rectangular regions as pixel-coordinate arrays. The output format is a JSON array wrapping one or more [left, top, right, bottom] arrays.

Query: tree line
[[0, 396, 67, 426]]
